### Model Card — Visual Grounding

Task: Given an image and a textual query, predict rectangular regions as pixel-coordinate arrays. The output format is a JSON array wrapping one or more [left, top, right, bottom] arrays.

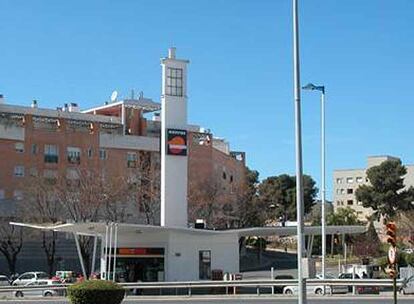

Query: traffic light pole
[[393, 271, 397, 304], [386, 222, 398, 304]]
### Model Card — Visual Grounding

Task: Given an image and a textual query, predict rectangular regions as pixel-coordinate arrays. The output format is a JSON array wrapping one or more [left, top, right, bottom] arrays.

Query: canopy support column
[[73, 232, 87, 279], [112, 224, 118, 282], [91, 235, 98, 277]]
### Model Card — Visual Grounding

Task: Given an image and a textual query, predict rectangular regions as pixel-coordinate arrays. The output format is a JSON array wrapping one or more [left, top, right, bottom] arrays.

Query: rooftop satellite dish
[[110, 90, 118, 102]]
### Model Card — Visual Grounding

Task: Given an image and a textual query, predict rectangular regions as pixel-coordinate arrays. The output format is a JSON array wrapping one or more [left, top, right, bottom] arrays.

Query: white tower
[[160, 47, 190, 227]]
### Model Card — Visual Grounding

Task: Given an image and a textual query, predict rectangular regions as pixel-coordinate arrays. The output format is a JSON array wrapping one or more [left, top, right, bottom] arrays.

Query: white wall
[[0, 124, 24, 140], [160, 49, 190, 228], [99, 133, 159, 151], [166, 231, 239, 281]]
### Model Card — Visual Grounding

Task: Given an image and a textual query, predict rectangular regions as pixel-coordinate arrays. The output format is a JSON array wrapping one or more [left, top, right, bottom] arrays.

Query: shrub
[[68, 280, 125, 304]]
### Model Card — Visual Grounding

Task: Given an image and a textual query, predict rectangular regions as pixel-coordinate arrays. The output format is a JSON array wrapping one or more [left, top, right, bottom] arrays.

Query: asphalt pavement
[[0, 295, 413, 304]]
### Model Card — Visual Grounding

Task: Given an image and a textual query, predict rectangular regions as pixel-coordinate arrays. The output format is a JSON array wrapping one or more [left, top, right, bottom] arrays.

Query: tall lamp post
[[302, 83, 326, 279], [292, 0, 306, 303]]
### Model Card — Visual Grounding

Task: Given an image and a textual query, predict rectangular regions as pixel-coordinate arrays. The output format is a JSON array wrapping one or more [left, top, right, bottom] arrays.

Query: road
[[0, 296, 413, 304]]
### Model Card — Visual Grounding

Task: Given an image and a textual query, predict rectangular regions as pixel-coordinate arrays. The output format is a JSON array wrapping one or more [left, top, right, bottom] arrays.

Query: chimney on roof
[[63, 103, 68, 112], [31, 99, 38, 108], [0, 94, 5, 104], [68, 103, 79, 113], [168, 47, 176, 59]]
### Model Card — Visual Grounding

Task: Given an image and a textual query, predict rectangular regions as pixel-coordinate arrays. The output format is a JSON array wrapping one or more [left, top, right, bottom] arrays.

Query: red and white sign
[[388, 246, 397, 265]]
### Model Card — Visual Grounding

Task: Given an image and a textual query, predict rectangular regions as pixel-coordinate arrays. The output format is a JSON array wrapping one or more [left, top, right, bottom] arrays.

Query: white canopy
[[10, 221, 366, 237]]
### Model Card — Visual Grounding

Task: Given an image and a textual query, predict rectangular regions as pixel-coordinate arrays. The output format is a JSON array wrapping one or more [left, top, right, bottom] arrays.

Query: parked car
[[14, 280, 64, 297], [12, 272, 49, 286], [338, 272, 379, 294], [356, 285, 380, 294], [0, 275, 10, 286], [274, 275, 294, 294], [283, 284, 340, 295], [315, 273, 348, 294]]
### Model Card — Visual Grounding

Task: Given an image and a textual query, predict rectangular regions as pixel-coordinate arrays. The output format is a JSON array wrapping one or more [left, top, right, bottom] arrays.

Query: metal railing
[[0, 279, 404, 297]]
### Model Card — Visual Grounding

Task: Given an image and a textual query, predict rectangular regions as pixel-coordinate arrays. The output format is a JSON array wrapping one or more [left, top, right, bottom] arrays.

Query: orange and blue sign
[[167, 129, 187, 156]]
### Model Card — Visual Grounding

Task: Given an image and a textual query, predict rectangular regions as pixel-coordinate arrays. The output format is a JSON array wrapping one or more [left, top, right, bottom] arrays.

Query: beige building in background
[[333, 155, 414, 221]]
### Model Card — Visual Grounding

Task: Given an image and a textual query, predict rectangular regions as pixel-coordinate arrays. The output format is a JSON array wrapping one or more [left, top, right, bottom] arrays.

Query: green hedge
[[68, 280, 125, 304]]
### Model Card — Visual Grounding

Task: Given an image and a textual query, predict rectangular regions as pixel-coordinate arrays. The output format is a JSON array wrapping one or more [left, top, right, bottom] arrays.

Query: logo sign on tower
[[167, 129, 187, 156]]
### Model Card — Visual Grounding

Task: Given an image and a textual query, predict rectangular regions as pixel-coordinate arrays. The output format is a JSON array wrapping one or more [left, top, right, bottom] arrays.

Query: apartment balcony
[[99, 133, 159, 152]]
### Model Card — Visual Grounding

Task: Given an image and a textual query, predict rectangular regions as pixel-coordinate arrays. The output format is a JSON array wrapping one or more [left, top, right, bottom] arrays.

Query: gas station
[[10, 48, 366, 283]]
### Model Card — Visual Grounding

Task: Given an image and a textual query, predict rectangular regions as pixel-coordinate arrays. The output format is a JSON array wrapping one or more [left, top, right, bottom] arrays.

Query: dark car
[[274, 275, 294, 294], [356, 285, 380, 294]]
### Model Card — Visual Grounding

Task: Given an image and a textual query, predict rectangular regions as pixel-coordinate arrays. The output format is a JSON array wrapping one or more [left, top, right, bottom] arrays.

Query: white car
[[12, 272, 49, 286], [283, 281, 348, 295], [14, 280, 64, 297]]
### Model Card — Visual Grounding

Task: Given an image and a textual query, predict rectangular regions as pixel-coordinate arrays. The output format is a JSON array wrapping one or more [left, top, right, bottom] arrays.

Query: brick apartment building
[[0, 48, 248, 273], [0, 93, 247, 225]]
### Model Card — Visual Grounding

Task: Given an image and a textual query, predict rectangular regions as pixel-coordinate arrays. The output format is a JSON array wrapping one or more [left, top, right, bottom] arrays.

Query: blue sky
[[1, 0, 414, 200]]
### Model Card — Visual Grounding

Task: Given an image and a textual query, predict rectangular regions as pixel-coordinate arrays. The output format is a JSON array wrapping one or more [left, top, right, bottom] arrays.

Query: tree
[[234, 168, 265, 228], [258, 174, 318, 223], [188, 176, 224, 228], [127, 151, 160, 225], [327, 207, 360, 255], [23, 176, 62, 276], [355, 160, 414, 222], [56, 168, 128, 274], [353, 220, 381, 257], [0, 220, 23, 275]]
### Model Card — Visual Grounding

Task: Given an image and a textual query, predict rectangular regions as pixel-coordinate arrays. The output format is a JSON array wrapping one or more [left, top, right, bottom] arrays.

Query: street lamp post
[[302, 83, 326, 280], [292, 0, 306, 303]]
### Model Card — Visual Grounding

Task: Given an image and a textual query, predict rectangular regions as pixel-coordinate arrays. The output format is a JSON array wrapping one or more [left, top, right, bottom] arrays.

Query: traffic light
[[386, 222, 397, 247]]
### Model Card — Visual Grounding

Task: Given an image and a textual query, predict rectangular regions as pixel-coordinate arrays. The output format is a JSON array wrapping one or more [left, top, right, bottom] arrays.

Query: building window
[[0, 189, 5, 200], [13, 190, 23, 201], [14, 166, 25, 177], [31, 144, 38, 154], [230, 175, 233, 183], [347, 200, 354, 205], [336, 178, 343, 184], [222, 172, 227, 180], [15, 142, 24, 153], [347, 188, 353, 194], [199, 250, 211, 280], [346, 177, 354, 183], [99, 149, 107, 160], [87, 148, 93, 158], [340, 189, 345, 194], [166, 68, 183, 96], [356, 177, 363, 183], [44, 144, 58, 163], [67, 147, 81, 164], [127, 152, 137, 168]]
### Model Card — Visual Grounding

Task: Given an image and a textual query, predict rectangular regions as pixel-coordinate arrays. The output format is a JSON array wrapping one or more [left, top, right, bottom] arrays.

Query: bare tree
[[23, 176, 62, 276], [0, 220, 23, 275], [188, 176, 226, 228], [127, 151, 160, 225], [56, 168, 127, 274]]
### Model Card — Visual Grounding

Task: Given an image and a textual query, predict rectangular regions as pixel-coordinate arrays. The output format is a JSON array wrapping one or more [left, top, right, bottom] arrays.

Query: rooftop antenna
[[110, 90, 118, 103]]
